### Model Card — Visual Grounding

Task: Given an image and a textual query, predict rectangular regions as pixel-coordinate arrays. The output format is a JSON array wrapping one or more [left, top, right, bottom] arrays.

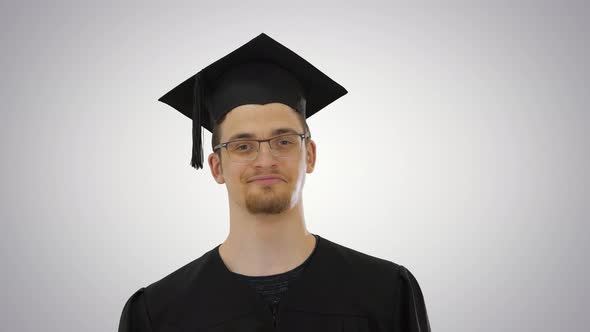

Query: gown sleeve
[[393, 265, 432, 332], [118, 287, 153, 332]]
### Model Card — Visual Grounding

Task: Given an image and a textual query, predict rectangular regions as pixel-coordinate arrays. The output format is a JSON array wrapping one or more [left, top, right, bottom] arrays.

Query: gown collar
[[164, 233, 365, 329]]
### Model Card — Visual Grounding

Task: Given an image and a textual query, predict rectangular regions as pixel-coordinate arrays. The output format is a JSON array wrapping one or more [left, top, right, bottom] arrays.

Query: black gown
[[118, 234, 431, 332]]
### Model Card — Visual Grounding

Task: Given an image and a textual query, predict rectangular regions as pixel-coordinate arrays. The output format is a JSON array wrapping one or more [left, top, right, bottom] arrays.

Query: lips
[[247, 175, 284, 183]]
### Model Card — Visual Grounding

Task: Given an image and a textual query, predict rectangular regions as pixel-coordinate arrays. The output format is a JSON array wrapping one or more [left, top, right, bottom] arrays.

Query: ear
[[208, 152, 225, 184], [305, 139, 316, 173]]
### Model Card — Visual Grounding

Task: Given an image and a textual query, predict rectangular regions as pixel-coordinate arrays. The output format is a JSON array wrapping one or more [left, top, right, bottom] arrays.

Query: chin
[[243, 185, 295, 214]]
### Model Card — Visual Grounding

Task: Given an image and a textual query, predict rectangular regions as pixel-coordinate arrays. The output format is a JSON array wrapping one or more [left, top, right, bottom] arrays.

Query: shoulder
[[122, 246, 217, 325], [148, 247, 215, 298], [318, 236, 429, 325], [118, 287, 151, 332], [320, 235, 403, 276], [320, 236, 427, 298]]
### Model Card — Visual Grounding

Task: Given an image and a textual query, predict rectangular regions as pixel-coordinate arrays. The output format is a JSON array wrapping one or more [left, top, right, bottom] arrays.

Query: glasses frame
[[213, 133, 309, 162]]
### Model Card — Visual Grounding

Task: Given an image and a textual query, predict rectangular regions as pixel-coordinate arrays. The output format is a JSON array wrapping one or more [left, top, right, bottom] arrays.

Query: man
[[118, 33, 431, 332]]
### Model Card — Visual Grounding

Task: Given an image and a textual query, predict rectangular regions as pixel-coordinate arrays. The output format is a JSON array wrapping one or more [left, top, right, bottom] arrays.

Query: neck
[[219, 199, 316, 277]]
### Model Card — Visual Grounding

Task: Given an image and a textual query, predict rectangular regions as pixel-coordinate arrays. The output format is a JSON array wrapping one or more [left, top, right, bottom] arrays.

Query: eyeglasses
[[213, 133, 309, 162]]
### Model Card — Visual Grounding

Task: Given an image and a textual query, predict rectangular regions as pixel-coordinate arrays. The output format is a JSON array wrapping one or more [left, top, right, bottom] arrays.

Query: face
[[208, 103, 316, 215]]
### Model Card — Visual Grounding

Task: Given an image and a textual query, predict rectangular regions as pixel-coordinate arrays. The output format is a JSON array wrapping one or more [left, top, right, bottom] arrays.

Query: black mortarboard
[[157, 32, 348, 170]]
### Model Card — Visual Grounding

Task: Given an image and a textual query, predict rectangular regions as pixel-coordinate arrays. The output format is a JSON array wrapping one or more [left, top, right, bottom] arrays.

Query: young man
[[118, 33, 431, 332]]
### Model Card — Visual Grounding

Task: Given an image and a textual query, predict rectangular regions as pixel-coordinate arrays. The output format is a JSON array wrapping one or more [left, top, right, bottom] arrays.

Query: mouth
[[247, 175, 284, 185], [250, 178, 283, 185]]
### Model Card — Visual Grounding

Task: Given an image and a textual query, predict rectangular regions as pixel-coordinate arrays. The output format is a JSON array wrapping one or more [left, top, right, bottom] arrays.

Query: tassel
[[190, 72, 205, 169]]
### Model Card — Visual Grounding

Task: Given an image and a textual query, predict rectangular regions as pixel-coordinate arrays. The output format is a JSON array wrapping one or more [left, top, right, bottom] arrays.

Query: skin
[[207, 102, 318, 277]]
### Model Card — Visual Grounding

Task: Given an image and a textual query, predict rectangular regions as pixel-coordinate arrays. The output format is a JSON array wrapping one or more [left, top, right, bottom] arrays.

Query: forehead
[[221, 103, 303, 140]]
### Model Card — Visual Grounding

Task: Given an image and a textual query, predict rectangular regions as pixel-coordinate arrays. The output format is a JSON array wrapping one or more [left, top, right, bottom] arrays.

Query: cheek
[[297, 154, 308, 172], [224, 166, 247, 189], [285, 158, 306, 183]]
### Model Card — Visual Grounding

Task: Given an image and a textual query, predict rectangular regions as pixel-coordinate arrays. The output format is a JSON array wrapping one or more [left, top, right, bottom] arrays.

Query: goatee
[[245, 186, 291, 215]]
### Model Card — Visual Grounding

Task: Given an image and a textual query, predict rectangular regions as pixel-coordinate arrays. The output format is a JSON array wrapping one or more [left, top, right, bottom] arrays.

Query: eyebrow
[[227, 127, 300, 141]]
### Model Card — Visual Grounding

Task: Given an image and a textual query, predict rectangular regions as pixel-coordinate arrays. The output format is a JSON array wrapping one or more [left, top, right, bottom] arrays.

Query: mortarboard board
[[157, 32, 348, 170]]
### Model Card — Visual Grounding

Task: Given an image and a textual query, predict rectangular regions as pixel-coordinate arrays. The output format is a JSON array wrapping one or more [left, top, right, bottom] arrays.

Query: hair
[[211, 109, 311, 160]]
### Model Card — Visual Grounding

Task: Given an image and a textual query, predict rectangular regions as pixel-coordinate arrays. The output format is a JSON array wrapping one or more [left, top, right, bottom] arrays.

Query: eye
[[228, 141, 256, 152]]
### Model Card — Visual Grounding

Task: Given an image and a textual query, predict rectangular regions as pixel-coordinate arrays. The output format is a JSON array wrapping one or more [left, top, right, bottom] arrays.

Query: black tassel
[[190, 72, 204, 169]]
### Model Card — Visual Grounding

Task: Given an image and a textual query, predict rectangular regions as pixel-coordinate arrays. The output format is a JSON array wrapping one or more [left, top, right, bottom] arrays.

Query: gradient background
[[1, 1, 588, 331]]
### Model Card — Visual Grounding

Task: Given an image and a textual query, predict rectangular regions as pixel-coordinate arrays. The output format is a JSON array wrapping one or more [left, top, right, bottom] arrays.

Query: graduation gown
[[118, 234, 431, 332]]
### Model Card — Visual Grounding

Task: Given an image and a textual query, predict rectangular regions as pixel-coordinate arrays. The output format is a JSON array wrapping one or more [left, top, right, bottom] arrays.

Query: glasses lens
[[227, 140, 258, 161], [269, 134, 301, 156]]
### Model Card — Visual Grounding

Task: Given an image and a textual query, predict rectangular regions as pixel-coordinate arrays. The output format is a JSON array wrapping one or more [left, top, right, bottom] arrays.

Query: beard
[[244, 184, 292, 215]]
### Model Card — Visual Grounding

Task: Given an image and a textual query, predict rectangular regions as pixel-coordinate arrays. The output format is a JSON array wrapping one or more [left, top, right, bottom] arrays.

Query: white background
[[1, 1, 588, 331]]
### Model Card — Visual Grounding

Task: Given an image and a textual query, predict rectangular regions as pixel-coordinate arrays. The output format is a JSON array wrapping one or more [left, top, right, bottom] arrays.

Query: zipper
[[271, 300, 280, 328]]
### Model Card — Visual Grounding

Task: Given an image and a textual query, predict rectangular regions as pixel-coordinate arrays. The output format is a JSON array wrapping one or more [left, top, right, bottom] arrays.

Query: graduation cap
[[157, 32, 348, 170]]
